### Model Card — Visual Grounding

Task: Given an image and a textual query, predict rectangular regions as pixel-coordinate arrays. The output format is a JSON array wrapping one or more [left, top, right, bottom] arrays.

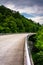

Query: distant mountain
[[0, 5, 41, 33]]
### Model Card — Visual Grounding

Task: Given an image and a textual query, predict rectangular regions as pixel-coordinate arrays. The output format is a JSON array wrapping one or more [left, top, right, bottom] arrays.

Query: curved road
[[0, 34, 29, 65], [0, 33, 35, 65]]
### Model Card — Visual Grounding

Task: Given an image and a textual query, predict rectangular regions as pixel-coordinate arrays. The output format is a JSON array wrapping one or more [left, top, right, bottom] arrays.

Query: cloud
[[0, 0, 43, 7], [28, 16, 43, 24], [4, 0, 43, 7], [4, 2, 16, 10], [4, 3, 43, 15], [0, 0, 43, 14]]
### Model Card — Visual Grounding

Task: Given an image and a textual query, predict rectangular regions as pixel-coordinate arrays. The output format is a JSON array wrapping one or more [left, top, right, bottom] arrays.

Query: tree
[[35, 26, 43, 50], [5, 16, 18, 33], [15, 18, 25, 32], [0, 5, 41, 33]]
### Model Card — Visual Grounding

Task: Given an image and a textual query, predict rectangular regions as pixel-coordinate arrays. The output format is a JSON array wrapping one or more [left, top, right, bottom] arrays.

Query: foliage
[[0, 5, 41, 33], [32, 51, 43, 65], [30, 26, 43, 65], [35, 26, 43, 50]]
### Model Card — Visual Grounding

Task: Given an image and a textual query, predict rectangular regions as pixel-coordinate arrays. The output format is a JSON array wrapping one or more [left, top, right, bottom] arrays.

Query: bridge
[[0, 33, 35, 65]]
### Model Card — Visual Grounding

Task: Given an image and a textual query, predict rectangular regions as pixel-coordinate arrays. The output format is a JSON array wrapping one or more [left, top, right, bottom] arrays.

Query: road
[[0, 34, 29, 65]]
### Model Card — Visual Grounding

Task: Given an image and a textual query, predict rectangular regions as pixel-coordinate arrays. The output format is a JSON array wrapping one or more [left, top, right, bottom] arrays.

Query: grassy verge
[[29, 33, 43, 65]]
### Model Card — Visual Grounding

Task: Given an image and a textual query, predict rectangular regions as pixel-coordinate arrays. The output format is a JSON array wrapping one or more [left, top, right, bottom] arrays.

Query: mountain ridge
[[0, 5, 41, 33]]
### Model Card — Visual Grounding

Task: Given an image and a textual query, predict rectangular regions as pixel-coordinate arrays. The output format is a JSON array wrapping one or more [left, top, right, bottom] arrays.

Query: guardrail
[[24, 35, 34, 65]]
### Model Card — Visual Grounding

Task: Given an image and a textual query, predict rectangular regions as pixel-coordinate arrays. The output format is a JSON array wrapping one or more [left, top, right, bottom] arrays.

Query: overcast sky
[[0, 0, 43, 24]]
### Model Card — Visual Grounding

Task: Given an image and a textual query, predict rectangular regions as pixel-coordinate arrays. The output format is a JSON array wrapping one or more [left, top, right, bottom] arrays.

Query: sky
[[0, 0, 43, 24]]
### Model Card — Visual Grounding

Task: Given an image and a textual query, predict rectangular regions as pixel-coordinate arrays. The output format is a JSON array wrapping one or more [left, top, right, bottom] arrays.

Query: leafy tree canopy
[[0, 5, 41, 33]]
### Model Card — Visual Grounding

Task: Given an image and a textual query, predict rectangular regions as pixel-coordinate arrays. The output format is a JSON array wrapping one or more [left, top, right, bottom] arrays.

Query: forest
[[0, 5, 41, 33]]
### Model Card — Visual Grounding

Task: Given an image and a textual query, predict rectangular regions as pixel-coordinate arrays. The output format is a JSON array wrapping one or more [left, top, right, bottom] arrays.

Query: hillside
[[0, 5, 41, 33], [32, 26, 43, 65]]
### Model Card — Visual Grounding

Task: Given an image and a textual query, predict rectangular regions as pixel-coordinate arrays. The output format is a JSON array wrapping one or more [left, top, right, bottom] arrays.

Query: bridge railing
[[24, 35, 34, 65]]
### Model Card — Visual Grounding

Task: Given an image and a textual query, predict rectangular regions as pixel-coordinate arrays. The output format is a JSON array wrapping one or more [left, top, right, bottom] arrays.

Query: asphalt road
[[0, 34, 29, 65]]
